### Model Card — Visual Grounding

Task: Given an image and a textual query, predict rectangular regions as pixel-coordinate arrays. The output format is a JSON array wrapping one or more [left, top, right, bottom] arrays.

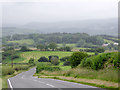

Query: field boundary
[[36, 75, 118, 89]]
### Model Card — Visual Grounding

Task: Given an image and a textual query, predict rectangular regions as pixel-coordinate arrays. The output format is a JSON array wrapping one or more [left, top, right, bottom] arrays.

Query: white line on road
[[8, 79, 13, 90], [46, 84, 55, 87]]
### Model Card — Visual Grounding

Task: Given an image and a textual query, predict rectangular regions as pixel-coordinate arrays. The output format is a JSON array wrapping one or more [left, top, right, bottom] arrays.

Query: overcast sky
[[0, 0, 119, 25]]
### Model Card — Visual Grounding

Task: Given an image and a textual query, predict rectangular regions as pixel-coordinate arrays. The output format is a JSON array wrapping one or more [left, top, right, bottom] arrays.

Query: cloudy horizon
[[1, 0, 118, 25]]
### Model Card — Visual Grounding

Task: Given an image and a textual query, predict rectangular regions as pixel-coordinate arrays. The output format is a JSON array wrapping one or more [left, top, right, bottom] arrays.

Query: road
[[8, 68, 102, 90]]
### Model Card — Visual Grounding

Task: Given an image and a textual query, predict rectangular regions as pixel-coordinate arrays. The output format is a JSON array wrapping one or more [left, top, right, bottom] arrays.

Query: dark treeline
[[2, 33, 118, 48]]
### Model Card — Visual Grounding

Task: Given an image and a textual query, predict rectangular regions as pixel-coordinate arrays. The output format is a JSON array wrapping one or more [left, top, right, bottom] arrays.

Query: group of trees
[[37, 42, 57, 51], [2, 33, 107, 49], [36, 52, 89, 68], [76, 36, 104, 48], [79, 48, 105, 53], [37, 43, 72, 51], [104, 43, 118, 50], [38, 55, 59, 65], [2, 47, 19, 66]]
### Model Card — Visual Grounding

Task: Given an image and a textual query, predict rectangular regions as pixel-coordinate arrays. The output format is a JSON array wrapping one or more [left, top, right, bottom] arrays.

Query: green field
[[4, 51, 94, 63], [20, 51, 73, 63], [104, 39, 115, 43], [57, 44, 76, 48], [8, 39, 34, 45]]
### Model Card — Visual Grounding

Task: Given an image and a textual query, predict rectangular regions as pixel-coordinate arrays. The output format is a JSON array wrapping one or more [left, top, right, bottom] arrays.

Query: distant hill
[[2, 18, 117, 36]]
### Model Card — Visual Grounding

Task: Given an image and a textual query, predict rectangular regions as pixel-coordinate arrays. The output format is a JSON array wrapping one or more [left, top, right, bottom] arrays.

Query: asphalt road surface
[[7, 67, 103, 90]]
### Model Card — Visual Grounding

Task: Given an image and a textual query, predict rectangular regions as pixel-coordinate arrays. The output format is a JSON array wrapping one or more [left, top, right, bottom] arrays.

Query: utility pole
[[11, 50, 14, 68], [11, 55, 13, 68]]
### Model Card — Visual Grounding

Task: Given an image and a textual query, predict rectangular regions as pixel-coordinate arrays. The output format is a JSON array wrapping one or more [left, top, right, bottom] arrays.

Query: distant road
[[8, 68, 102, 90]]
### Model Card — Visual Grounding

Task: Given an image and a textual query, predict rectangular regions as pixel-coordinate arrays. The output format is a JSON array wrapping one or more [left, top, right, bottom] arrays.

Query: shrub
[[2, 66, 14, 76], [38, 56, 49, 62], [64, 46, 71, 51], [70, 52, 88, 68], [20, 46, 32, 52], [28, 58, 34, 64], [63, 61, 71, 66], [11, 55, 19, 59], [14, 65, 29, 71], [80, 52, 119, 70], [36, 62, 60, 73], [36, 66, 61, 73], [60, 56, 71, 62], [48, 55, 59, 62], [51, 57, 59, 65]]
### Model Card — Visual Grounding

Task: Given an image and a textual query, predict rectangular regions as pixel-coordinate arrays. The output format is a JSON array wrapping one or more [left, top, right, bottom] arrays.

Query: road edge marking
[[46, 84, 55, 87], [8, 79, 13, 90]]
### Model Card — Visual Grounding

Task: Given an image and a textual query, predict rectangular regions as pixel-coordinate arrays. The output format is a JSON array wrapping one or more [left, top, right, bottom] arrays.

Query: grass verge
[[35, 75, 118, 90], [2, 66, 34, 88]]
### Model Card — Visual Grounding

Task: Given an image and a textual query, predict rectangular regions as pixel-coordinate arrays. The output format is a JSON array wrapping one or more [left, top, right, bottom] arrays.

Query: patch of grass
[[38, 76, 118, 89], [19, 51, 73, 63], [3, 50, 95, 63], [60, 66, 71, 71], [57, 44, 76, 48], [2, 65, 34, 88], [36, 67, 118, 83], [7, 39, 34, 45]]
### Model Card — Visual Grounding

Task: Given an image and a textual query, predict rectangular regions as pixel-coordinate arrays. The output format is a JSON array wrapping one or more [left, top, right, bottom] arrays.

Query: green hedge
[[36, 62, 61, 73], [80, 52, 119, 70]]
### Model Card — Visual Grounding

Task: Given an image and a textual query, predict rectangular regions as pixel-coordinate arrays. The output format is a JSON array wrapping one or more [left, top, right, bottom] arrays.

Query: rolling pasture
[[5, 51, 94, 63]]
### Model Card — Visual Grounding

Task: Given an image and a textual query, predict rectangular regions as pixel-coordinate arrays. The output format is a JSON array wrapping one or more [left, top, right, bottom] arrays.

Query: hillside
[[2, 18, 117, 36]]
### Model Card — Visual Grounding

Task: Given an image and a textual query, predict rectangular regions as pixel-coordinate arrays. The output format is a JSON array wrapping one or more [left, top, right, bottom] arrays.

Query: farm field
[[7, 39, 34, 45], [57, 44, 76, 48], [4, 51, 95, 63]]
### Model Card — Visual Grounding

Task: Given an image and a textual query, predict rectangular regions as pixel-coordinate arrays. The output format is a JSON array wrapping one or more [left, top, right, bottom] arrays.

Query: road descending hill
[[7, 68, 102, 89]]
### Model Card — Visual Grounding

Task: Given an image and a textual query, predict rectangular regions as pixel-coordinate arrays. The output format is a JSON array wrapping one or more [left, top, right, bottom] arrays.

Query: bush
[[70, 52, 88, 68], [36, 62, 60, 73], [14, 65, 29, 71], [20, 46, 32, 52], [2, 66, 14, 76], [36, 66, 61, 73], [48, 55, 59, 62], [64, 46, 71, 51], [60, 56, 71, 62], [51, 57, 59, 65], [80, 52, 119, 70], [38, 56, 49, 62], [28, 58, 34, 64], [63, 61, 71, 66], [11, 55, 19, 59]]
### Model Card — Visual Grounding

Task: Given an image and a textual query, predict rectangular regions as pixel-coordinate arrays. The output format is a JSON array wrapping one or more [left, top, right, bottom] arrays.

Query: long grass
[[37, 67, 118, 83], [2, 64, 30, 76]]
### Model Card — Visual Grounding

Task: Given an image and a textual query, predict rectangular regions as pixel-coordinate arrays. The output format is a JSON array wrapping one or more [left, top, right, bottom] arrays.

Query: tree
[[38, 56, 49, 62], [64, 46, 71, 51], [76, 39, 86, 47], [63, 61, 71, 66], [70, 52, 88, 68], [51, 57, 59, 65], [48, 55, 59, 62], [20, 46, 31, 52], [48, 42, 57, 51], [28, 58, 34, 65], [60, 56, 71, 62], [95, 48, 105, 53], [37, 44, 45, 51], [3, 46, 14, 51]]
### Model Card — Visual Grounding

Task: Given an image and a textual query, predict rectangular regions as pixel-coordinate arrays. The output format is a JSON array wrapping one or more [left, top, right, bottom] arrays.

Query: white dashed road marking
[[8, 79, 13, 90], [46, 84, 55, 87]]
